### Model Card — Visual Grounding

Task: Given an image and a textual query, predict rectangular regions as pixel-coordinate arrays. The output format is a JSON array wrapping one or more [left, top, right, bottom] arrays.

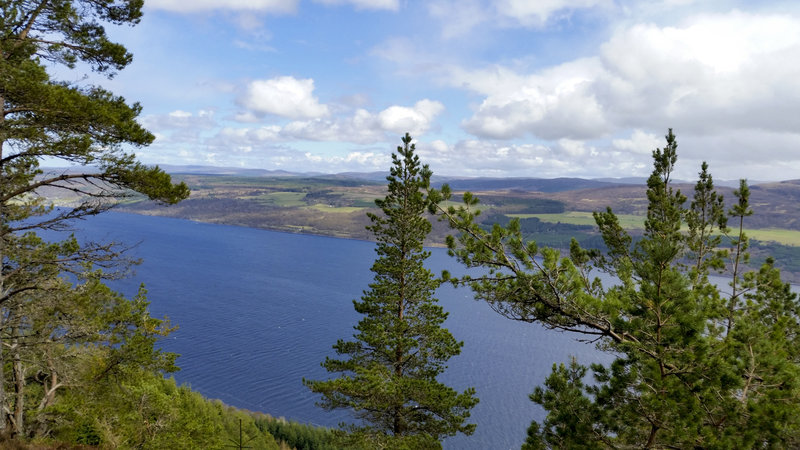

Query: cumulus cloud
[[416, 139, 555, 176], [378, 100, 445, 135], [146, 0, 297, 13], [598, 12, 800, 134], [455, 10, 800, 149], [459, 59, 609, 140], [139, 110, 218, 149], [141, 109, 217, 131], [612, 130, 662, 156], [280, 109, 386, 143], [414, 137, 662, 178], [237, 76, 330, 120], [224, 99, 443, 145], [313, 0, 400, 11], [269, 99, 442, 143]]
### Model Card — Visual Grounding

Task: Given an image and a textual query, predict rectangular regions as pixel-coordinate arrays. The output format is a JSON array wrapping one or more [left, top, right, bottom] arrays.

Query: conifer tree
[[430, 129, 800, 447], [0, 1, 188, 434], [305, 134, 477, 449]]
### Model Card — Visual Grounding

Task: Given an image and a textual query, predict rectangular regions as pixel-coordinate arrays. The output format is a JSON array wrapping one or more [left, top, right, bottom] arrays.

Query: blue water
[[63, 212, 601, 449]]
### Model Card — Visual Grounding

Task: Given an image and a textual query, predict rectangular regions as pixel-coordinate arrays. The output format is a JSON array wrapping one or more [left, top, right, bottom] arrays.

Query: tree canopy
[[0, 0, 189, 438], [305, 134, 478, 449], [429, 129, 800, 448]]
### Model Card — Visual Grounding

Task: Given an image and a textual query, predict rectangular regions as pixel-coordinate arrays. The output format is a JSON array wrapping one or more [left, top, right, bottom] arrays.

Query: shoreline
[[114, 207, 800, 283]]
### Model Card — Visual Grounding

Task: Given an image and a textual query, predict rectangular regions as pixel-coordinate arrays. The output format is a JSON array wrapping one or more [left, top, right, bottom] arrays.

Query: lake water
[[64, 212, 602, 449]]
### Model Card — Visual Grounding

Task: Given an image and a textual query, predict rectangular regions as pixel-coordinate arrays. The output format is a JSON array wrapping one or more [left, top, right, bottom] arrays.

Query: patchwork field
[[109, 173, 800, 280], [510, 212, 800, 247]]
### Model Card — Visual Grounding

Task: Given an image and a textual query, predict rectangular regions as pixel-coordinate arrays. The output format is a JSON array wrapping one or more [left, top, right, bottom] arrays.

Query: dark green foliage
[[305, 134, 477, 448], [482, 214, 593, 233], [74, 422, 101, 446], [475, 196, 566, 214], [256, 418, 345, 450], [0, 0, 189, 236], [751, 240, 800, 278], [46, 368, 280, 449], [0, 0, 188, 439], [523, 358, 604, 450], [430, 129, 800, 447]]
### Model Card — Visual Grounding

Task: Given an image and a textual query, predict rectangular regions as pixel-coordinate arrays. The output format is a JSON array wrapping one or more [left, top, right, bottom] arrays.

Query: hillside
[[109, 172, 800, 282]]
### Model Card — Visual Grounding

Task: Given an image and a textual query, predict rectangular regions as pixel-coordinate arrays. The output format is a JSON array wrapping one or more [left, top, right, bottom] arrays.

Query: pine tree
[[304, 134, 478, 449], [0, 1, 188, 434], [430, 129, 800, 447]]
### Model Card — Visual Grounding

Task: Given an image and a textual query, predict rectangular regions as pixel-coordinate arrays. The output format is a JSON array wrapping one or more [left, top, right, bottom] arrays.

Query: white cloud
[[313, 0, 400, 11], [597, 11, 800, 134], [202, 99, 444, 149], [280, 109, 385, 143], [496, 0, 612, 27], [612, 130, 662, 155], [278, 100, 442, 143], [459, 59, 609, 139], [665, 130, 800, 181], [428, 0, 487, 39], [142, 109, 216, 130], [425, 0, 613, 37], [238, 76, 330, 120], [225, 99, 443, 145], [377, 99, 445, 135], [454, 11, 800, 145], [293, 150, 390, 172], [417, 139, 555, 176], [139, 110, 217, 150], [146, 0, 297, 13], [419, 138, 656, 178], [555, 138, 597, 158]]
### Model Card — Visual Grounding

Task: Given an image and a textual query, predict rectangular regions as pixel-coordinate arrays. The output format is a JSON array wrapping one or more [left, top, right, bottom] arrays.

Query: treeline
[[480, 213, 609, 251], [751, 240, 800, 279], [0, 354, 342, 449], [255, 418, 346, 450]]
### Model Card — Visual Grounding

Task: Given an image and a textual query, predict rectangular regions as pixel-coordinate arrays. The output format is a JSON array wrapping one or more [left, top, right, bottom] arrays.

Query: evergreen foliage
[[429, 129, 800, 447], [255, 417, 344, 450], [304, 134, 478, 449], [0, 0, 188, 439], [46, 367, 280, 449]]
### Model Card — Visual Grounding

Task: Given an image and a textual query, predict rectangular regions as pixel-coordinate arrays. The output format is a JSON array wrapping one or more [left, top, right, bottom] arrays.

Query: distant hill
[[432, 177, 622, 193], [111, 172, 800, 281], [156, 165, 319, 177], [591, 177, 751, 188]]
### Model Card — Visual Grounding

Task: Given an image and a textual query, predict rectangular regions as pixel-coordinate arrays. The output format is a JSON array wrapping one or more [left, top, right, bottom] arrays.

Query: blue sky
[[85, 0, 800, 180]]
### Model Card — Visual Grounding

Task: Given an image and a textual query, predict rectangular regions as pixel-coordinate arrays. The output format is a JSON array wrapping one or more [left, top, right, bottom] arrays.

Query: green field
[[509, 212, 800, 247], [746, 228, 800, 246], [242, 191, 307, 207], [309, 204, 364, 214]]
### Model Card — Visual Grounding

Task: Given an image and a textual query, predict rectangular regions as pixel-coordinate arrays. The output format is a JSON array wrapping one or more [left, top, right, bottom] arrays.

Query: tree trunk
[[0, 90, 7, 433], [12, 336, 23, 437]]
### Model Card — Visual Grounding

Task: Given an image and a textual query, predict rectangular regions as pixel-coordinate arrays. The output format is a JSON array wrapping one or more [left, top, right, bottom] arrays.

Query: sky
[[81, 0, 800, 180]]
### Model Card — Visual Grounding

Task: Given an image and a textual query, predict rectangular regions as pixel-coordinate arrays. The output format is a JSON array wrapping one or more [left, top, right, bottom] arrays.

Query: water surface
[[70, 212, 601, 449]]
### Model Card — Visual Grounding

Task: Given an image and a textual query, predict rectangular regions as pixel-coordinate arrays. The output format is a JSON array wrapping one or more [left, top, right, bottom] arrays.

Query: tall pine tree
[[0, 1, 188, 434], [305, 134, 477, 449], [430, 129, 800, 447]]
